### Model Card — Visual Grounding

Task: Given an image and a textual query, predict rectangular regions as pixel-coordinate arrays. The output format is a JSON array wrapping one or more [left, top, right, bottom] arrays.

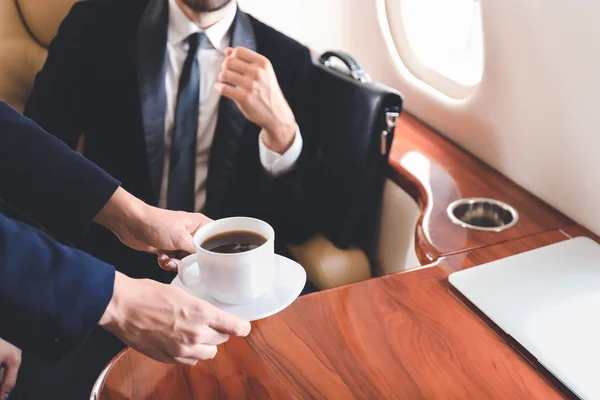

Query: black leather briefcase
[[312, 51, 403, 253]]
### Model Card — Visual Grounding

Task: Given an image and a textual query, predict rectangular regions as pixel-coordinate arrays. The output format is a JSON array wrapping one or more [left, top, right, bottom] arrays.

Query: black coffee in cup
[[201, 230, 267, 254]]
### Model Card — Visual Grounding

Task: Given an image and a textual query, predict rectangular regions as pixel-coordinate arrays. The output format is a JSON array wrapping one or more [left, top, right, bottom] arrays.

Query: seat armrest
[[288, 234, 371, 290]]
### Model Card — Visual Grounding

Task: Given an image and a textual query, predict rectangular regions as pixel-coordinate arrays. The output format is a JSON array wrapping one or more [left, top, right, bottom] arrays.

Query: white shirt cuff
[[258, 125, 303, 177]]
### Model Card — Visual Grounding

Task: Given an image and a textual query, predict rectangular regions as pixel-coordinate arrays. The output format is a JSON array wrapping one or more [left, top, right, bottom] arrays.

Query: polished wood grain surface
[[389, 114, 574, 262], [98, 229, 579, 400]]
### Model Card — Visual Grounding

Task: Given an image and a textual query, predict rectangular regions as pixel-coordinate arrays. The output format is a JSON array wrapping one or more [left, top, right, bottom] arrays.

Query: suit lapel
[[137, 0, 169, 205], [205, 10, 257, 217]]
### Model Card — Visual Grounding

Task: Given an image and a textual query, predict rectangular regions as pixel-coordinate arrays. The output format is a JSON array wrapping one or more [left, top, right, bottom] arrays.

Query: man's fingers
[[0, 362, 20, 399], [191, 213, 213, 228], [197, 328, 230, 346], [162, 213, 211, 267], [218, 69, 252, 91], [209, 309, 251, 337], [136, 243, 159, 253], [214, 82, 246, 103], [180, 344, 218, 361], [174, 357, 199, 366], [176, 233, 196, 255], [157, 251, 188, 271], [164, 212, 212, 256], [230, 46, 267, 65], [157, 253, 178, 271], [222, 56, 254, 76]]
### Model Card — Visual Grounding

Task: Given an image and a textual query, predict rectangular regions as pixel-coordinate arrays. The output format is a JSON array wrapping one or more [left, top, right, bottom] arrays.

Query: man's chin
[[180, 0, 232, 12]]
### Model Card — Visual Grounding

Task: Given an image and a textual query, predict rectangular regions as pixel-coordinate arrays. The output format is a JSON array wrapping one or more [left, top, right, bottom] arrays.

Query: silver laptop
[[449, 237, 600, 400]]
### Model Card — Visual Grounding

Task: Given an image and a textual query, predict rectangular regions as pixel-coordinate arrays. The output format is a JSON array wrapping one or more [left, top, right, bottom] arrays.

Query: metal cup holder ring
[[447, 198, 519, 232]]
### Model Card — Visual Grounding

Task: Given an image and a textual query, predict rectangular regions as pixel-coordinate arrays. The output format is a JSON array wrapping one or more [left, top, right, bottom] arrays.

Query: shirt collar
[[167, 0, 237, 51]]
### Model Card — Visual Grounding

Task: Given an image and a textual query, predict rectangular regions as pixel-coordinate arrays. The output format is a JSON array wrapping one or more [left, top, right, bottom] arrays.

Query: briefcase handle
[[319, 51, 372, 83]]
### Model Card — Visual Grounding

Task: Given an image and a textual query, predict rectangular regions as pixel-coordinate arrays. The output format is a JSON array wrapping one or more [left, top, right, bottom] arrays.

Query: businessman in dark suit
[[0, 102, 250, 397], [25, 0, 321, 283]]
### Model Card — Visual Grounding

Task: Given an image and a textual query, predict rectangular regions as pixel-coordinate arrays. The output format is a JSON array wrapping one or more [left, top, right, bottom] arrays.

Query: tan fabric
[[289, 234, 372, 290], [18, 0, 79, 47], [0, 0, 78, 111], [0, 0, 46, 111]]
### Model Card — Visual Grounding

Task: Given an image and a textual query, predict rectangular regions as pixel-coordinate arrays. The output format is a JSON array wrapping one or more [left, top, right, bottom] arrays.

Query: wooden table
[[389, 114, 573, 263], [94, 113, 588, 399], [94, 226, 591, 399]]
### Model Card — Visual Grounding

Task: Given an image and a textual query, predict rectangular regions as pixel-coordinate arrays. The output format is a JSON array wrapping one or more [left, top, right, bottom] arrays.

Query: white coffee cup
[[178, 217, 276, 305]]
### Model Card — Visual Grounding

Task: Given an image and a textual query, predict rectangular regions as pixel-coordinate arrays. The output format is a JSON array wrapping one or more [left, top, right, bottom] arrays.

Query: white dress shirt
[[159, 0, 303, 212]]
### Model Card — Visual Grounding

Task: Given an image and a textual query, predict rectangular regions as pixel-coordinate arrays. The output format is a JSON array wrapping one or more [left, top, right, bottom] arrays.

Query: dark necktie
[[167, 32, 205, 211]]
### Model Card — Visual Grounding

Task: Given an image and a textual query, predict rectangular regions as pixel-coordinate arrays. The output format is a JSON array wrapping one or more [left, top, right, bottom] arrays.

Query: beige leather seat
[[0, 0, 78, 111], [0, 0, 418, 290], [290, 178, 422, 289]]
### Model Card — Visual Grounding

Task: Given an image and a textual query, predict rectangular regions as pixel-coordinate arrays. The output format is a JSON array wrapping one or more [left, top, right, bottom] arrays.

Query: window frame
[[382, 0, 484, 99]]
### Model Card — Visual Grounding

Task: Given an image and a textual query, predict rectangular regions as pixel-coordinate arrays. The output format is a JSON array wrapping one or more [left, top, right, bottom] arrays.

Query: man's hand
[[99, 272, 251, 365], [0, 338, 21, 399], [216, 46, 296, 154], [94, 188, 211, 267]]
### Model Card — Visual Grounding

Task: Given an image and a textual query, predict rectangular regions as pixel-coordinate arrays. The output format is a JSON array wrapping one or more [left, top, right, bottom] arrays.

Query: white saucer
[[171, 254, 306, 321]]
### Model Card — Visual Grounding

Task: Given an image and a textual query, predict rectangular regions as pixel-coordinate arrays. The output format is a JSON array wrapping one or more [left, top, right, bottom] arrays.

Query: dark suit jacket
[[0, 101, 118, 362], [25, 0, 320, 281]]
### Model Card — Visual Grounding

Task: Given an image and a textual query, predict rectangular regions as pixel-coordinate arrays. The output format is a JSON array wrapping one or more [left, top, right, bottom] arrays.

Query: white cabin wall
[[238, 0, 600, 235]]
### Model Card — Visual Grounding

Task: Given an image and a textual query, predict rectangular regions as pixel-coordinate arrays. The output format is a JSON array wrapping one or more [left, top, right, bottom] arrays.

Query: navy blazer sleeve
[[0, 212, 115, 362], [0, 101, 120, 242]]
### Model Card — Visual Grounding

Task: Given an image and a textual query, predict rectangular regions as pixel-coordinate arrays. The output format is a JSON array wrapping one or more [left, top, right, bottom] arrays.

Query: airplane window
[[384, 0, 484, 96]]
